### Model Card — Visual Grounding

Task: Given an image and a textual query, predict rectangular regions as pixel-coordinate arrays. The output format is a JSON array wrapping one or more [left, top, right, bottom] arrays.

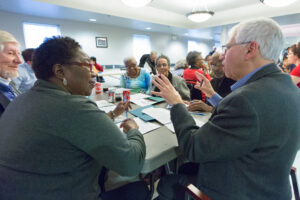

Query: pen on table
[[189, 112, 206, 116]]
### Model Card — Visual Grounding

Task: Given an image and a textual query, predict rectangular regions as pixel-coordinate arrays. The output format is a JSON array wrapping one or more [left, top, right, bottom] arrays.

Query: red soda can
[[123, 90, 130, 102], [95, 82, 101, 94]]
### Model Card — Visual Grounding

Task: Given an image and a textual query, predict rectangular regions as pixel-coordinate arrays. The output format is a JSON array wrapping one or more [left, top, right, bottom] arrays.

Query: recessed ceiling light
[[145, 27, 152, 30], [89, 19, 97, 22]]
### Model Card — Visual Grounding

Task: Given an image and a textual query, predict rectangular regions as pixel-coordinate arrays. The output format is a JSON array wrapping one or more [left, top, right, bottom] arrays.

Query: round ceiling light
[[260, 0, 298, 7], [121, 0, 152, 7], [186, 11, 214, 23]]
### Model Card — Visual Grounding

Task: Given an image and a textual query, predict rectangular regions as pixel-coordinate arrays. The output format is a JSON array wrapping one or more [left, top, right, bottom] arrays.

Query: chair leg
[[146, 172, 155, 200], [291, 167, 300, 200]]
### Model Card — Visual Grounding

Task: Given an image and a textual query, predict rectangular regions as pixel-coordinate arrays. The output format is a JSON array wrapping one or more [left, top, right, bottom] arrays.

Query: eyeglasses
[[64, 62, 92, 72], [222, 41, 251, 54], [156, 63, 169, 68]]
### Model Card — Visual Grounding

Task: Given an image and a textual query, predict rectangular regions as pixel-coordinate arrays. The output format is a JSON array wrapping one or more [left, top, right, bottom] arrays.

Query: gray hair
[[156, 54, 170, 67], [211, 52, 221, 60], [229, 18, 284, 61], [174, 59, 188, 70], [150, 51, 157, 56], [0, 30, 18, 51], [123, 56, 137, 65]]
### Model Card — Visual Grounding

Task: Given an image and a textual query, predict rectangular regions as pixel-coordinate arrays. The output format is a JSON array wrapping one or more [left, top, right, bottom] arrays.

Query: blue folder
[[147, 96, 165, 104], [129, 105, 155, 121]]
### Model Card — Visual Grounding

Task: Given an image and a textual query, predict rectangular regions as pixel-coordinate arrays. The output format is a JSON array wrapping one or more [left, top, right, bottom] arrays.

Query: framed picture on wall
[[95, 37, 108, 48]]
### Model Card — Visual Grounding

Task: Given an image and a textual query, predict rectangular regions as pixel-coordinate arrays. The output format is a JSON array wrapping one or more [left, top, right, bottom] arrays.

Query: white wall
[[0, 10, 215, 65]]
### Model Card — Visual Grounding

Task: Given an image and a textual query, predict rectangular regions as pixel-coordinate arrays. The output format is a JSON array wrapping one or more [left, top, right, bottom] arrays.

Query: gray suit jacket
[[171, 63, 300, 200]]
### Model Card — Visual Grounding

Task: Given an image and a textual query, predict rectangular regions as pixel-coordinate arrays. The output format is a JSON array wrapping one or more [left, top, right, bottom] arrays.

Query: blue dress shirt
[[13, 63, 37, 93], [0, 82, 16, 101], [208, 64, 270, 107]]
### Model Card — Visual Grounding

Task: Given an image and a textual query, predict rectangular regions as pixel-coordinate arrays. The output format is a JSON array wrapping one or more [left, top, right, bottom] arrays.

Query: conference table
[[90, 89, 211, 199]]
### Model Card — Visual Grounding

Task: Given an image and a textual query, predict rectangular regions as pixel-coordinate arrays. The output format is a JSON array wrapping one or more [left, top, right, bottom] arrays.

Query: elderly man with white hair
[[0, 30, 22, 116], [152, 18, 300, 200]]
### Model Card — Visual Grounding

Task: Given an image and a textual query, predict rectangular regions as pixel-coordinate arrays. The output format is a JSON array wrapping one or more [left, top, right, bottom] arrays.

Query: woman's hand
[[113, 101, 132, 117], [120, 118, 139, 134], [194, 71, 216, 98], [188, 100, 213, 112], [151, 74, 184, 105]]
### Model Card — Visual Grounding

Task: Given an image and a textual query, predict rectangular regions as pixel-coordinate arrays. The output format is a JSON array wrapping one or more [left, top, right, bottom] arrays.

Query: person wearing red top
[[287, 43, 300, 88], [90, 56, 104, 82], [183, 51, 211, 100]]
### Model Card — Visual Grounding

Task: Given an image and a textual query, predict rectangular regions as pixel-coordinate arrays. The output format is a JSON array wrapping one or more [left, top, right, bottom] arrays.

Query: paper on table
[[116, 117, 160, 134], [130, 98, 156, 107], [142, 107, 171, 124], [194, 118, 206, 127], [165, 116, 206, 133], [165, 122, 175, 132], [134, 117, 160, 134], [99, 105, 116, 113], [96, 100, 114, 108], [130, 93, 151, 100]]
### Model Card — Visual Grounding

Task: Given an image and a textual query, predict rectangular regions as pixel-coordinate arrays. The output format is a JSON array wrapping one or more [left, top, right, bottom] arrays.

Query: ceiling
[[1, 0, 300, 40]]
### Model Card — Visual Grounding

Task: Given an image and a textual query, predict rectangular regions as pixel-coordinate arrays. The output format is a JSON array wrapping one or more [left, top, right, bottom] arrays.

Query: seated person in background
[[183, 51, 211, 101], [152, 18, 300, 200], [287, 42, 300, 88], [152, 55, 190, 101], [188, 52, 235, 112], [121, 56, 152, 94], [139, 51, 157, 75], [204, 54, 212, 74], [188, 52, 236, 112], [0, 30, 22, 117], [278, 54, 290, 73], [172, 59, 188, 77], [0, 36, 149, 200], [90, 56, 104, 82], [12, 48, 37, 93]]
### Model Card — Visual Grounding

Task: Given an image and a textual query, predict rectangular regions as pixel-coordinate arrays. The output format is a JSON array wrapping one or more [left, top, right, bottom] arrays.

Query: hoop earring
[[63, 78, 67, 86]]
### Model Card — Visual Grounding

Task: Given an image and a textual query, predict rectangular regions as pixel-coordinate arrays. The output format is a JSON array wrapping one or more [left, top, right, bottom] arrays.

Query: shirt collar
[[231, 63, 270, 91], [0, 77, 11, 86]]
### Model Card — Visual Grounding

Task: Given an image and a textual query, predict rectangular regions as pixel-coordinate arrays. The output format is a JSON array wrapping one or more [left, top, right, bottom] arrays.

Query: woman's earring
[[63, 78, 67, 86]]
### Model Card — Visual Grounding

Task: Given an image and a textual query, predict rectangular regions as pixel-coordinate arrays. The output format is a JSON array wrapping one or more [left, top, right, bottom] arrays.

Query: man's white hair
[[229, 18, 284, 62], [0, 30, 18, 51]]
